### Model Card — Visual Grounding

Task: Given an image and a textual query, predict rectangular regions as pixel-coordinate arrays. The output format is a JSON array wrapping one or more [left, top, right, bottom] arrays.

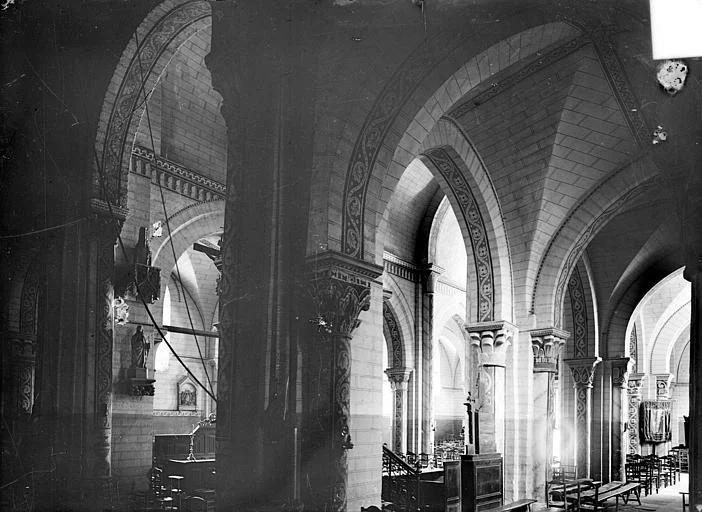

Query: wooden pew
[[579, 481, 641, 512], [548, 478, 599, 510], [494, 498, 537, 512]]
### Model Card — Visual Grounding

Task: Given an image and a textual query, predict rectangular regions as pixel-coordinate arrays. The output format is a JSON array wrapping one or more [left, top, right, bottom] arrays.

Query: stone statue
[[130, 326, 149, 369]]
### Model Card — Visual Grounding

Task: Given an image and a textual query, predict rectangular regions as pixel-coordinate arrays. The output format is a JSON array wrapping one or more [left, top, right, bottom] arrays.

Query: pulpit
[[444, 453, 503, 512]]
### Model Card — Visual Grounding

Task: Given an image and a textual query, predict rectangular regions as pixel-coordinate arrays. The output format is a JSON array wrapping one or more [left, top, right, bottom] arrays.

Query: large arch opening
[[625, 268, 690, 456], [93, 0, 226, 493]]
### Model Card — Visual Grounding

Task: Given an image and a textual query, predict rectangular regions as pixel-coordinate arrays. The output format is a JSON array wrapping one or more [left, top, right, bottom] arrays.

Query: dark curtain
[[640, 400, 672, 442]]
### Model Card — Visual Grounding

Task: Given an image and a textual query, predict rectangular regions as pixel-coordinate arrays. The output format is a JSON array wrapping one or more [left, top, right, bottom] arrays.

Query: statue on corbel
[[126, 325, 156, 395]]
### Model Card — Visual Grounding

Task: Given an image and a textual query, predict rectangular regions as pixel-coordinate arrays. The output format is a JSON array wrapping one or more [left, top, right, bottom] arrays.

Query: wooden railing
[[382, 445, 421, 511], [153, 425, 216, 465]]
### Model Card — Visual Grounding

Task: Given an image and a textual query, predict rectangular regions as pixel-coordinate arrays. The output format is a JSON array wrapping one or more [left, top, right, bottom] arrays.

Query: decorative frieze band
[[530, 327, 569, 373], [383, 251, 420, 282], [131, 146, 226, 202], [466, 320, 516, 368]]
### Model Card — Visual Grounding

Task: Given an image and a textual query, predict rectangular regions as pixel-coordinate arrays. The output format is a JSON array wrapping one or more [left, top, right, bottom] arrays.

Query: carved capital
[[466, 320, 517, 368], [384, 367, 412, 391], [627, 372, 646, 393], [9, 336, 36, 362], [306, 251, 382, 338], [566, 357, 601, 388], [609, 357, 631, 388], [655, 373, 675, 399], [421, 263, 445, 294], [90, 198, 128, 241], [529, 327, 569, 373]]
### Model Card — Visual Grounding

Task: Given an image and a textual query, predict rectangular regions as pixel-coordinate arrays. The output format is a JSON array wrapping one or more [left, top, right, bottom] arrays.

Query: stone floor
[[625, 473, 689, 512], [532, 474, 689, 512]]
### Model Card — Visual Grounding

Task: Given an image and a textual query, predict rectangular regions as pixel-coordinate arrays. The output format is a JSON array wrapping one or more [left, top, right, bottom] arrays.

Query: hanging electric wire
[[133, 31, 215, 397], [93, 148, 216, 403]]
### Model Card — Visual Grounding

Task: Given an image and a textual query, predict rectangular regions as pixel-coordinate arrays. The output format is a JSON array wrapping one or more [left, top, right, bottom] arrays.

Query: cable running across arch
[[133, 30, 215, 397]]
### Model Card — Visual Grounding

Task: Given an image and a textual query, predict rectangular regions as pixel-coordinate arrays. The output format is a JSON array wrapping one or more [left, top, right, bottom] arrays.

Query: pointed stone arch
[[382, 300, 405, 370], [93, 0, 212, 207], [419, 148, 496, 323], [531, 159, 659, 328], [331, 20, 581, 262], [151, 199, 225, 275]]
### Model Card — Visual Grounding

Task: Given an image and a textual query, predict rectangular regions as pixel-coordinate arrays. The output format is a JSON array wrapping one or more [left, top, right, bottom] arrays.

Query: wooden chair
[[546, 465, 578, 510], [418, 453, 429, 468], [625, 460, 652, 496], [661, 454, 677, 485], [149, 467, 174, 510]]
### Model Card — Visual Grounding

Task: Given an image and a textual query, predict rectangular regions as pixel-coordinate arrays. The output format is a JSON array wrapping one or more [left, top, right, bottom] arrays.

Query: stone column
[[87, 199, 126, 501], [302, 252, 382, 512], [626, 373, 646, 455], [465, 321, 516, 454], [385, 368, 412, 454], [530, 328, 568, 491], [685, 259, 702, 508], [207, 2, 324, 509], [609, 358, 630, 481], [9, 336, 36, 418], [565, 357, 601, 478], [421, 263, 443, 454]]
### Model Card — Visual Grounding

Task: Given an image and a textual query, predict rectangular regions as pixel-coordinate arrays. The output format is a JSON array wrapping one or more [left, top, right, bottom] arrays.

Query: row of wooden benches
[[548, 478, 642, 511]]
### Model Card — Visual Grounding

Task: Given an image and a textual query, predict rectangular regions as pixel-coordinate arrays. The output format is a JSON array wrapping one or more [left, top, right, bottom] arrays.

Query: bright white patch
[[656, 60, 688, 95], [650, 0, 702, 59]]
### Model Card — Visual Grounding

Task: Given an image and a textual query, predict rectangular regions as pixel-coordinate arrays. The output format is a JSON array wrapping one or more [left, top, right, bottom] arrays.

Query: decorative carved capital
[[90, 198, 128, 240], [609, 357, 631, 388], [306, 251, 382, 338], [382, 288, 393, 302], [566, 357, 601, 388], [384, 367, 412, 390], [529, 327, 569, 373], [466, 320, 517, 368], [422, 263, 445, 294], [627, 372, 646, 393], [655, 373, 674, 399], [10, 336, 36, 362]]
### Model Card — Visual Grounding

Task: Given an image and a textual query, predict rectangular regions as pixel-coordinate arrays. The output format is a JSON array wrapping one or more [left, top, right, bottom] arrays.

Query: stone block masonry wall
[[133, 25, 226, 185], [348, 285, 385, 511], [111, 402, 154, 493]]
